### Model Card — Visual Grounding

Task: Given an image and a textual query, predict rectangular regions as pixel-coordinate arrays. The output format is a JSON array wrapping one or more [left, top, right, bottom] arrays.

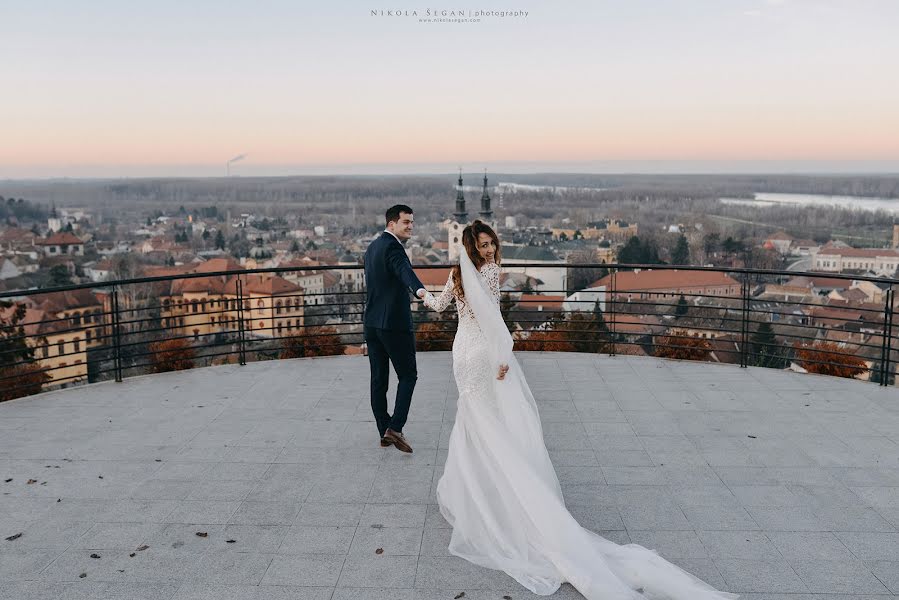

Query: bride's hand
[[497, 364, 509, 380]]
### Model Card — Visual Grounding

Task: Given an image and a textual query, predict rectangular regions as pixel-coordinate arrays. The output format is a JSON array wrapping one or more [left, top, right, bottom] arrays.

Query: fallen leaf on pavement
[[5, 533, 22, 541]]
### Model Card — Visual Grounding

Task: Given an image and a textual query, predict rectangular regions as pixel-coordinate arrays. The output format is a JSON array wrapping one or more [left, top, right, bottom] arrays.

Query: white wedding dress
[[423, 254, 737, 600]]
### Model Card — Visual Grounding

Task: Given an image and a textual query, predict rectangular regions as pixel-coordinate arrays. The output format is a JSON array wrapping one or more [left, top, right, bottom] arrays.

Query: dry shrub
[[794, 341, 867, 379], [281, 326, 345, 359], [416, 321, 453, 352], [654, 335, 712, 361], [515, 330, 576, 352], [148, 338, 195, 373], [0, 363, 51, 402]]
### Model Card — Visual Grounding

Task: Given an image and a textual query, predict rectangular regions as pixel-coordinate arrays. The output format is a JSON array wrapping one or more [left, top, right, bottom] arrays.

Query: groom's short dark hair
[[385, 204, 413, 226]]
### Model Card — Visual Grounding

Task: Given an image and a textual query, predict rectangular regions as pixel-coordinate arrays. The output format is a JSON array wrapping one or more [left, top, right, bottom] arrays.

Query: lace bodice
[[424, 261, 500, 321]]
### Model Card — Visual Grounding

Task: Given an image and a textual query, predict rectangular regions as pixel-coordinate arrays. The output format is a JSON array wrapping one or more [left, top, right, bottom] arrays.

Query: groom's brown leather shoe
[[379, 436, 392, 447], [384, 429, 413, 453]]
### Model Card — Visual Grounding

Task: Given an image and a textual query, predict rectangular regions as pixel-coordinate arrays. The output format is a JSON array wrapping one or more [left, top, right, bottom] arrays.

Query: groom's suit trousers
[[365, 326, 417, 436]]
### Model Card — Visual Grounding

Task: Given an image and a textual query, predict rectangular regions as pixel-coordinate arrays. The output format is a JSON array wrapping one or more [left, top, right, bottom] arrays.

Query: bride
[[421, 220, 736, 599]]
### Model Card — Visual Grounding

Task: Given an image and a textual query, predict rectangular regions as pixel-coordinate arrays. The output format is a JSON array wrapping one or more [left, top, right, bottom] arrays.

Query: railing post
[[879, 287, 894, 387], [236, 277, 247, 366], [608, 268, 617, 357], [111, 286, 123, 382], [739, 274, 751, 369]]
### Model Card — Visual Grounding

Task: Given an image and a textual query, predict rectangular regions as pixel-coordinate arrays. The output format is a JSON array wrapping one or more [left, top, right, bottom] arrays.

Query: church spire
[[453, 167, 468, 221], [479, 169, 493, 220]]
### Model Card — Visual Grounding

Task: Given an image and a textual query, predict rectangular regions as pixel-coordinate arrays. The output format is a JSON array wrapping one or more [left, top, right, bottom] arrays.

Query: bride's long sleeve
[[482, 262, 501, 303], [423, 273, 455, 312]]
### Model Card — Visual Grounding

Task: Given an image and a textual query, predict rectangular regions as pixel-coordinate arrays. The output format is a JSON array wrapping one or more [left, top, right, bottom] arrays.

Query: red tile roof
[[35, 289, 103, 314], [243, 274, 302, 296], [591, 270, 740, 292], [171, 276, 227, 295], [37, 232, 83, 246], [803, 275, 853, 289], [0, 228, 37, 244], [0, 305, 72, 336], [192, 257, 243, 274], [609, 314, 663, 335], [817, 247, 899, 258], [142, 265, 193, 278], [518, 294, 565, 311], [414, 267, 452, 287]]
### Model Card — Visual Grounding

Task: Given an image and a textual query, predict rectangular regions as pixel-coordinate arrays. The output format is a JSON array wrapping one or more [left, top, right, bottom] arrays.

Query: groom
[[363, 204, 426, 453]]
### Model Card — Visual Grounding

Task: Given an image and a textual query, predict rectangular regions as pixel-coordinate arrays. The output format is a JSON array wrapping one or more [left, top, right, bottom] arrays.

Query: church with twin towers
[[447, 170, 496, 262]]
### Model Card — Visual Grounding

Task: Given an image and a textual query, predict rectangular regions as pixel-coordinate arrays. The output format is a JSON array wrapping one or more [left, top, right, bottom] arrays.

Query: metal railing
[[0, 262, 895, 401]]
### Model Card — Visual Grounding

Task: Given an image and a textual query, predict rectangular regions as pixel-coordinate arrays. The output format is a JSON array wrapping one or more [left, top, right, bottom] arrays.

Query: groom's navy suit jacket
[[363, 232, 425, 332]]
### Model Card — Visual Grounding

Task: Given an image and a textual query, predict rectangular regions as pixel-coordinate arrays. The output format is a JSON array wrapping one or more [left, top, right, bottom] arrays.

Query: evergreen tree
[[46, 264, 72, 288], [617, 236, 644, 265], [750, 321, 787, 368], [722, 237, 744, 254], [215, 230, 226, 250], [671, 234, 689, 265], [703, 232, 720, 256], [562, 302, 609, 354], [0, 301, 35, 366], [618, 236, 662, 268], [675, 295, 689, 318]]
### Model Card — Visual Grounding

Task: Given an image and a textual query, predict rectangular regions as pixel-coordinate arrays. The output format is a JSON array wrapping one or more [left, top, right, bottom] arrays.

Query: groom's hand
[[497, 364, 509, 380], [415, 288, 426, 299]]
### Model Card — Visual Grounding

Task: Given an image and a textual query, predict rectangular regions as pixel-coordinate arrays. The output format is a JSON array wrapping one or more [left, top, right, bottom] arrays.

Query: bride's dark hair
[[451, 220, 501, 301]]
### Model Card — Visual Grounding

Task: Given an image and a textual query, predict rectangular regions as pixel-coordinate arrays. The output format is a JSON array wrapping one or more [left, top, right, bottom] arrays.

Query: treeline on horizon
[[3, 173, 899, 204], [2, 174, 897, 247]]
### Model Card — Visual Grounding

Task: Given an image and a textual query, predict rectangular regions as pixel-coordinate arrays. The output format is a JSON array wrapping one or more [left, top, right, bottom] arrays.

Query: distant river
[[720, 192, 899, 214]]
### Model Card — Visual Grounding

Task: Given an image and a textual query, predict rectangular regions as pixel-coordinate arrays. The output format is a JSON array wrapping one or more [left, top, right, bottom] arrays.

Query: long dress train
[[423, 258, 736, 600]]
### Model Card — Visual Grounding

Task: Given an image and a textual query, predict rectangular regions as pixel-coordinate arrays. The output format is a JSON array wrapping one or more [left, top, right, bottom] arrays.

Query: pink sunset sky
[[3, 0, 898, 177]]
